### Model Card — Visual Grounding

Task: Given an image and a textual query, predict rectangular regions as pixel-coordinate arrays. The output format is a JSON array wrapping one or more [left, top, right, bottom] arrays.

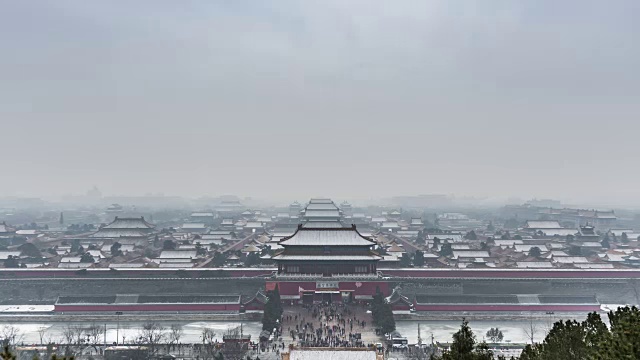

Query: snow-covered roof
[[102, 217, 154, 229], [158, 250, 196, 259], [525, 221, 562, 229], [0, 251, 21, 260], [516, 261, 554, 268], [279, 227, 374, 246], [452, 251, 490, 258], [552, 256, 589, 264]]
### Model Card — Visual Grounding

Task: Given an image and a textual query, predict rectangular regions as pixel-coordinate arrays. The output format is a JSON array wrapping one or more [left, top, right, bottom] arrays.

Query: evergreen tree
[[244, 252, 259, 267], [601, 236, 610, 249], [80, 252, 94, 263], [486, 328, 504, 342], [621, 232, 629, 243], [432, 237, 441, 247], [433, 319, 494, 360], [371, 289, 395, 335], [399, 253, 411, 267], [163, 239, 176, 250], [486, 222, 495, 232], [4, 256, 19, 268], [528, 247, 542, 258], [439, 243, 453, 257], [262, 285, 283, 332], [110, 242, 122, 257], [413, 250, 425, 267], [465, 231, 478, 240], [519, 307, 640, 360]]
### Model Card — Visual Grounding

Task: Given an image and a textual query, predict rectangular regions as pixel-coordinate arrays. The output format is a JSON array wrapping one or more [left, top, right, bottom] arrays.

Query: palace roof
[[524, 220, 562, 229], [101, 217, 155, 230], [303, 210, 341, 218], [305, 203, 340, 211], [308, 198, 334, 204], [279, 225, 375, 247], [89, 229, 149, 238]]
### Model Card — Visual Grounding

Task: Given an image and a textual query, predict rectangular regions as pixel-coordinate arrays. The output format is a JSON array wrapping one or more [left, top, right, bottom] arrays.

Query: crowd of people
[[282, 302, 373, 348]]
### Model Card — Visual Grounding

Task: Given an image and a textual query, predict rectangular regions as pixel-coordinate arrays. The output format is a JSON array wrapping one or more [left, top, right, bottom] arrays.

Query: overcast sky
[[1, 1, 639, 205]]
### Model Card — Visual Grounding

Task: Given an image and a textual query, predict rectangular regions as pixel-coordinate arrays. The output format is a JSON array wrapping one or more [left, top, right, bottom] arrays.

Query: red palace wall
[[268, 280, 390, 298], [381, 269, 640, 279], [413, 304, 601, 312], [6, 268, 640, 279], [54, 304, 241, 312]]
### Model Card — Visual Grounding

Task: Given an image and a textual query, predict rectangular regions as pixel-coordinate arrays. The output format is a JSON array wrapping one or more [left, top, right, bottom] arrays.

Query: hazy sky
[[1, 1, 639, 205]]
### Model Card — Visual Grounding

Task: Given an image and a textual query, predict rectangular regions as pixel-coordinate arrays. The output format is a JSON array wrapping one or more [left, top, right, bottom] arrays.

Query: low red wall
[[382, 269, 640, 279], [55, 304, 241, 312], [413, 304, 601, 312]]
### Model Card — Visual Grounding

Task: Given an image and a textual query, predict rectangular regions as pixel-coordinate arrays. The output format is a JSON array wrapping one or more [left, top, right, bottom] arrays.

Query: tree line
[[431, 306, 640, 360]]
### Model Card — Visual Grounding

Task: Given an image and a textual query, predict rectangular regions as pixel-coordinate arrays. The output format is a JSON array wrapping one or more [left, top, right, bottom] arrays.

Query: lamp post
[[115, 311, 123, 345]]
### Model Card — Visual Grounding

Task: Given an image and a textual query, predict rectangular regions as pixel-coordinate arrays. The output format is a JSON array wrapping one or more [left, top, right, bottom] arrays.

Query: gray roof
[[57, 294, 240, 305], [89, 229, 148, 238], [308, 198, 334, 204], [301, 221, 348, 229], [102, 217, 155, 229], [516, 261, 554, 268], [191, 212, 214, 217], [0, 251, 21, 260], [303, 210, 341, 218], [159, 250, 196, 259], [305, 203, 339, 211], [0, 223, 14, 233], [182, 223, 207, 229], [452, 250, 490, 258], [416, 294, 519, 304], [279, 227, 375, 246], [540, 229, 579, 236], [525, 220, 562, 229]]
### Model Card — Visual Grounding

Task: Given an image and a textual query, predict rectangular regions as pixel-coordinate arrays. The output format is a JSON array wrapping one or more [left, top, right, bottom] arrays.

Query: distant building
[[216, 200, 244, 214], [301, 198, 342, 223], [106, 203, 123, 214], [180, 222, 209, 234], [190, 212, 216, 225], [0, 222, 16, 234], [89, 216, 156, 240], [538, 208, 617, 230], [289, 201, 302, 216], [270, 224, 385, 303], [340, 201, 353, 216]]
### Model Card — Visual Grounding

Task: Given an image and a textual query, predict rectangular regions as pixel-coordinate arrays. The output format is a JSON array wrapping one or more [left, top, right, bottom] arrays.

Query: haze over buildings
[[1, 1, 639, 205]]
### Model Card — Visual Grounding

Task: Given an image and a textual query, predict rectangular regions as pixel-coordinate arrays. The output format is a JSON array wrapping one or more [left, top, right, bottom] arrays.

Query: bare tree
[[62, 324, 85, 345], [201, 328, 216, 345], [168, 324, 184, 352], [136, 321, 166, 355], [200, 328, 217, 360], [1, 325, 24, 347], [86, 323, 105, 345], [62, 325, 75, 345], [36, 326, 47, 345], [523, 318, 538, 344], [223, 326, 247, 360]]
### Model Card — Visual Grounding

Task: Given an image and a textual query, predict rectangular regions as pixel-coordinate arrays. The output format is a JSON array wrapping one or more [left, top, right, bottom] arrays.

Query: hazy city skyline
[[1, 1, 639, 205]]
